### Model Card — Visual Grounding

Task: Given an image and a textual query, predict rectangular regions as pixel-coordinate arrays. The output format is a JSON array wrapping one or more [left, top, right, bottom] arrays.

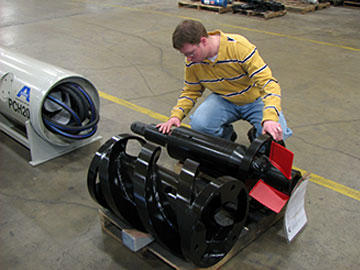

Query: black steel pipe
[[130, 122, 300, 195]]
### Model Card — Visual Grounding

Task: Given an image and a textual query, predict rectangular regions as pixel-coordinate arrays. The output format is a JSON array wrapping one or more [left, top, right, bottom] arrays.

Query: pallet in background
[[233, 4, 287, 19], [278, 0, 331, 13], [99, 205, 284, 270], [343, 0, 360, 7], [178, 0, 233, 14]]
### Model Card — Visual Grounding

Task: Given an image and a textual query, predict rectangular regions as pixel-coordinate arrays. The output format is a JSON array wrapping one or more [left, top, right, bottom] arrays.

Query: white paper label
[[284, 177, 309, 242]]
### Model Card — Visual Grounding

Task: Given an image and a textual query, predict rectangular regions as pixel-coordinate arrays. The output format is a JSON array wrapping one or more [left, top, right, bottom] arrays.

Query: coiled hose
[[42, 82, 99, 139]]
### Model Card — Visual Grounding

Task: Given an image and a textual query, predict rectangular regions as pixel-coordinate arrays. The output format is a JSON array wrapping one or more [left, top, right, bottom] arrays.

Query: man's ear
[[200, 37, 207, 46]]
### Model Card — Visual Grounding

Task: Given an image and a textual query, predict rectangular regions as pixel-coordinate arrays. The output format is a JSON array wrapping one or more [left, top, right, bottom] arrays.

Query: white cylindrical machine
[[0, 47, 101, 165]]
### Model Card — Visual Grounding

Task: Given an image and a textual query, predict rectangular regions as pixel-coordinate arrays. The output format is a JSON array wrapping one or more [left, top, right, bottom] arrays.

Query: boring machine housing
[[88, 122, 303, 267], [0, 47, 100, 165]]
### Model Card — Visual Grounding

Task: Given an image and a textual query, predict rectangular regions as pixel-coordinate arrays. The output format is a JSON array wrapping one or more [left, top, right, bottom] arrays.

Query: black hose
[[42, 82, 99, 140]]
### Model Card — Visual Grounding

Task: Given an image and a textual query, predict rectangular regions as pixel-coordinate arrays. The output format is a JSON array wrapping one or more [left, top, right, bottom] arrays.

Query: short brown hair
[[172, 20, 208, 50]]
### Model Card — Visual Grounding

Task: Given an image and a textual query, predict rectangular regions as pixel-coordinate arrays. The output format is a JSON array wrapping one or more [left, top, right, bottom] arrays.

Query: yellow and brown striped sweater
[[170, 30, 281, 123]]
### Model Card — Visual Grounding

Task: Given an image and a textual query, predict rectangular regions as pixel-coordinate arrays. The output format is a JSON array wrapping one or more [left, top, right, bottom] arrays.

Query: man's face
[[180, 42, 206, 62]]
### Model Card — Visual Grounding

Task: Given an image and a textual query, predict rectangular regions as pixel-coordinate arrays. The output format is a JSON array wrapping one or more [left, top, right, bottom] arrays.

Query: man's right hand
[[156, 117, 181, 134]]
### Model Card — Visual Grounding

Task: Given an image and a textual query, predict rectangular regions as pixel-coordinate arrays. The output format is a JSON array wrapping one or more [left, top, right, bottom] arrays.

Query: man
[[157, 20, 292, 142]]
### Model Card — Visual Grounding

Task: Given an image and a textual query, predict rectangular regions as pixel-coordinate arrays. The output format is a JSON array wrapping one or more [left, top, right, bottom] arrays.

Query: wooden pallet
[[278, 0, 331, 13], [99, 205, 284, 270], [99, 209, 154, 252], [178, 0, 233, 14], [343, 0, 360, 7], [233, 5, 287, 19]]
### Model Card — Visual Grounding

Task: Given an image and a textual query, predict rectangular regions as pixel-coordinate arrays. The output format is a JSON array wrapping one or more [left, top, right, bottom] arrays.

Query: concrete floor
[[1, 0, 359, 269]]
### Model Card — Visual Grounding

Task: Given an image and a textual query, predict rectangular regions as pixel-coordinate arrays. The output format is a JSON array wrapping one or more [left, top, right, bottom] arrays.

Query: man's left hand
[[262, 120, 283, 141]]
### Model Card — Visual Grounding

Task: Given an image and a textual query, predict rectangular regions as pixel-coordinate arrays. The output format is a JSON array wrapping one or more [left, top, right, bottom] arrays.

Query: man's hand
[[156, 117, 181, 134], [262, 120, 283, 141]]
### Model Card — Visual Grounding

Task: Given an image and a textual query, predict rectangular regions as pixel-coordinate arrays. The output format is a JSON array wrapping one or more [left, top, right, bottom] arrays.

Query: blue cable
[[43, 83, 99, 140], [46, 95, 82, 125], [44, 118, 97, 139]]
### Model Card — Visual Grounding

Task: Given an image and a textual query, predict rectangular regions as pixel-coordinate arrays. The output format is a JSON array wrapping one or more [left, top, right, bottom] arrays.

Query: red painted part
[[269, 141, 294, 180], [249, 179, 289, 213]]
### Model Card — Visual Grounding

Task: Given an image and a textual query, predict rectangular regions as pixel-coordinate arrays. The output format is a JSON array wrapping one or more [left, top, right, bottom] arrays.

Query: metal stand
[[0, 113, 101, 166]]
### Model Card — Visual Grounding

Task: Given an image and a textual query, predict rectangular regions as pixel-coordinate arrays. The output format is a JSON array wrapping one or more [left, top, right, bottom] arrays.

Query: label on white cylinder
[[8, 96, 31, 120]]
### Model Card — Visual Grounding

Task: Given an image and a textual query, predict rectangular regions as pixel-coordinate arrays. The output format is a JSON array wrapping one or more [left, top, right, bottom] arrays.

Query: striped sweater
[[170, 30, 281, 123]]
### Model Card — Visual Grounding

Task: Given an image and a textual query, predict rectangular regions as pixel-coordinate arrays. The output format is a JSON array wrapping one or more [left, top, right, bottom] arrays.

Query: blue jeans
[[190, 93, 292, 140]]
